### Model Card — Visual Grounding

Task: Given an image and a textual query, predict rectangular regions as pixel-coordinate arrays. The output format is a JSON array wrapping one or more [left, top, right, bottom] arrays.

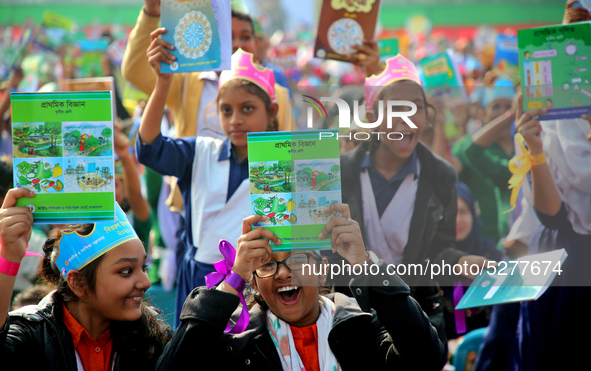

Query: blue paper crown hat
[[482, 77, 515, 109], [54, 203, 139, 278]]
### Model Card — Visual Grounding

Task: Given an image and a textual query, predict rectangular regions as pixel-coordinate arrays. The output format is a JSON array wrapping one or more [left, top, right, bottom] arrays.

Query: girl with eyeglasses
[[156, 203, 446, 371]]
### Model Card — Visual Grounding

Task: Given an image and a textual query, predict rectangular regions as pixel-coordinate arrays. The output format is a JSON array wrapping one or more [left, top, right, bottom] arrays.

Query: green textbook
[[11, 91, 116, 223], [247, 130, 341, 251], [518, 22, 591, 120]]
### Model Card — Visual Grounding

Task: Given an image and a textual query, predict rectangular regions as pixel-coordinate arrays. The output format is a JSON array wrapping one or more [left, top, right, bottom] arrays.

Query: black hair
[[231, 9, 254, 35], [210, 79, 279, 131], [40, 224, 170, 369]]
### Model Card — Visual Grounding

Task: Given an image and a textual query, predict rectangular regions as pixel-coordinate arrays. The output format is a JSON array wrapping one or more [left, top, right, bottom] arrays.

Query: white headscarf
[[541, 118, 591, 235]]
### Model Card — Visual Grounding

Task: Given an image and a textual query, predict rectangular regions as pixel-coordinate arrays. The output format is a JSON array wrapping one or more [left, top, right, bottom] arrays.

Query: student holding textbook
[[136, 43, 281, 326], [155, 211, 446, 371], [122, 0, 291, 140]]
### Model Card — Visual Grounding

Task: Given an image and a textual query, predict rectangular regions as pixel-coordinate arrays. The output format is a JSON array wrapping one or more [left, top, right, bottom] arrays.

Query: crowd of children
[[1, 1, 591, 370]]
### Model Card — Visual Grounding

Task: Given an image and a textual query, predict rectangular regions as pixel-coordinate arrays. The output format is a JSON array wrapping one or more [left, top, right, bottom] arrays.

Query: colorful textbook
[[247, 130, 341, 251], [419, 50, 467, 107], [160, 0, 231, 73], [11, 91, 116, 223], [518, 22, 591, 120], [456, 249, 568, 310], [314, 0, 382, 62]]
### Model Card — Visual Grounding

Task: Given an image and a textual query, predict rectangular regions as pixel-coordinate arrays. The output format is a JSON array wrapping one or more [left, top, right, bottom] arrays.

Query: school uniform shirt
[[290, 324, 320, 371], [361, 150, 419, 218], [62, 303, 114, 371], [136, 133, 250, 264]]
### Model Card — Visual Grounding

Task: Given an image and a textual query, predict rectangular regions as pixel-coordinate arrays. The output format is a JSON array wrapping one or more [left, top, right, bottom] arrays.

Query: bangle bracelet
[[0, 255, 20, 276], [225, 271, 246, 293]]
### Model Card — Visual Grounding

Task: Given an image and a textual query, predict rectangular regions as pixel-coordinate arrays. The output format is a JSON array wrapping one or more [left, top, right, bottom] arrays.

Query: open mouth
[[276, 285, 301, 305], [399, 131, 414, 147]]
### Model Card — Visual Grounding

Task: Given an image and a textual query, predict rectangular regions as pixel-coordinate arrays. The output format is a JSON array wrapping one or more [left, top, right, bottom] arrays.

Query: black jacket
[[1, 291, 166, 371], [336, 141, 465, 285], [156, 260, 447, 371]]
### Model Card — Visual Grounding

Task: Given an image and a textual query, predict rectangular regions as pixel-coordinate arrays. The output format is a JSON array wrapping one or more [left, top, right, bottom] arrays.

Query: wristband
[[531, 152, 546, 166], [224, 271, 246, 293], [0, 255, 20, 276]]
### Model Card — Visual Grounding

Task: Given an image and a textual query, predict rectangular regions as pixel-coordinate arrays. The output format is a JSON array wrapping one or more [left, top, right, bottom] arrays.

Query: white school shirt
[[191, 136, 251, 264]]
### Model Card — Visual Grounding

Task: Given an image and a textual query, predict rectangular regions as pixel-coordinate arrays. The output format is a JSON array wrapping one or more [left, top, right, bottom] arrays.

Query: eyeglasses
[[254, 252, 316, 278]]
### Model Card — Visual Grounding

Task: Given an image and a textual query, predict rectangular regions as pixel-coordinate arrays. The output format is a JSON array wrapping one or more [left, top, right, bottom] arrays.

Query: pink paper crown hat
[[219, 48, 277, 103], [365, 54, 422, 111]]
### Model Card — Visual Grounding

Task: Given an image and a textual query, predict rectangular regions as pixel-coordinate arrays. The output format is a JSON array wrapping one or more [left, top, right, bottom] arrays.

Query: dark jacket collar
[[340, 141, 457, 267]]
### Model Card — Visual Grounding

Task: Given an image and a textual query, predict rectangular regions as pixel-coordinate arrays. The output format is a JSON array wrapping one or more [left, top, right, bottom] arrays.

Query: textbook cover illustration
[[494, 35, 519, 83], [160, 0, 229, 73], [11, 91, 116, 223], [456, 249, 568, 310], [419, 50, 467, 107], [314, 0, 382, 62], [518, 22, 591, 120], [247, 130, 341, 251]]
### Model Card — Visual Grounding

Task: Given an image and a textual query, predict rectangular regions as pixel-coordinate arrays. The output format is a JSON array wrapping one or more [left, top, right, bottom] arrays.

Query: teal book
[[247, 130, 341, 252], [160, 0, 229, 73], [418, 50, 467, 107], [456, 249, 568, 310]]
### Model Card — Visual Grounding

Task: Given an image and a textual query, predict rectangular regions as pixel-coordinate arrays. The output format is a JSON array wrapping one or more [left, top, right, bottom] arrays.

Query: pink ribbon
[[205, 240, 250, 334]]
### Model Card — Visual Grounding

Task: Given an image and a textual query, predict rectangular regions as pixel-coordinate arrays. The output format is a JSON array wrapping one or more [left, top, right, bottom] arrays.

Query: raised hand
[[317, 203, 367, 266], [234, 215, 281, 282], [350, 39, 382, 78], [0, 188, 35, 263], [144, 0, 161, 17], [515, 92, 546, 154], [146, 28, 175, 80]]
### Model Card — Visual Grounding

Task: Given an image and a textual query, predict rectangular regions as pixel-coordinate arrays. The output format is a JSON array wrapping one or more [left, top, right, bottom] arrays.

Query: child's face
[[371, 80, 427, 160], [456, 198, 473, 242], [218, 87, 274, 148], [81, 239, 150, 322], [253, 251, 326, 328], [232, 17, 256, 54]]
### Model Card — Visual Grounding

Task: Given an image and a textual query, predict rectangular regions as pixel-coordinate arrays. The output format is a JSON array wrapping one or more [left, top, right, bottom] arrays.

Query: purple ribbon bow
[[453, 280, 467, 335], [205, 240, 250, 334]]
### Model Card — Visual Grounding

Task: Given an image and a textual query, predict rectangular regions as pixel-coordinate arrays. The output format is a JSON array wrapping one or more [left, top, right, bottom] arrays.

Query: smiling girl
[[335, 55, 495, 352], [156, 203, 446, 370], [0, 189, 170, 370], [136, 36, 280, 326]]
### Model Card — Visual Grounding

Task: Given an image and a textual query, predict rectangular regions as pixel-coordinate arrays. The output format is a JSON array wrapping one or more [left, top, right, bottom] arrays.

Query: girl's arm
[[515, 93, 562, 217], [135, 28, 196, 181], [0, 189, 35, 329], [139, 28, 175, 145]]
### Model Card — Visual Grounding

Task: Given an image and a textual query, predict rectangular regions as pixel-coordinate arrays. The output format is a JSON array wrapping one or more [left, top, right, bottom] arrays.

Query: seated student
[[156, 204, 447, 371], [0, 189, 170, 370]]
